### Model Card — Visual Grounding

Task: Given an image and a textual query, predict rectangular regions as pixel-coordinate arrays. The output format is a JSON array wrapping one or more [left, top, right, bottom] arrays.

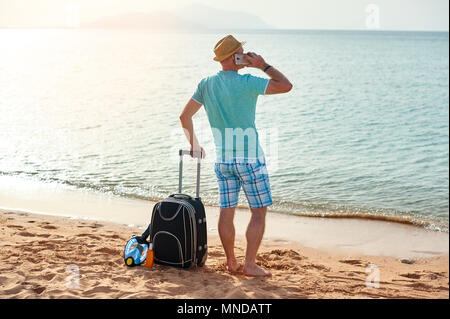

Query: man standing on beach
[[179, 35, 292, 277]]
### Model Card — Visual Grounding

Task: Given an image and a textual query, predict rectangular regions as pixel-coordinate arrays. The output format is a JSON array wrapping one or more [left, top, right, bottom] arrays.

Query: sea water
[[0, 29, 448, 231]]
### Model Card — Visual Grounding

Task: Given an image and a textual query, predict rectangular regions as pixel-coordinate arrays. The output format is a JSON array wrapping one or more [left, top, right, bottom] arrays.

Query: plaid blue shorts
[[214, 158, 273, 209]]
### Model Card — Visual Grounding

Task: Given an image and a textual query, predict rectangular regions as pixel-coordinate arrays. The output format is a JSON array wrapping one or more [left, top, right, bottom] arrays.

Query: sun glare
[[65, 2, 80, 28]]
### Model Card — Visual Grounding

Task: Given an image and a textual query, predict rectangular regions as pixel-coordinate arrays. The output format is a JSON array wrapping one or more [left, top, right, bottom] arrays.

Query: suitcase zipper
[[158, 203, 183, 221], [153, 231, 184, 267], [162, 198, 197, 266]]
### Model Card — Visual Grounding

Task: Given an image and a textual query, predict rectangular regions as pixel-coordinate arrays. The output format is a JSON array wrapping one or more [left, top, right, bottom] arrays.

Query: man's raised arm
[[246, 52, 293, 95]]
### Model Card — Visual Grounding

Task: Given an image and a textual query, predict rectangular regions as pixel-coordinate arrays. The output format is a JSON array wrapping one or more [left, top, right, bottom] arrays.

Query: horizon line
[[0, 27, 449, 33]]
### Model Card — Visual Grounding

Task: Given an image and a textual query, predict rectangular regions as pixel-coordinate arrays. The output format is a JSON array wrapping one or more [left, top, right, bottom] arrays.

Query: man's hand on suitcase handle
[[190, 146, 206, 159]]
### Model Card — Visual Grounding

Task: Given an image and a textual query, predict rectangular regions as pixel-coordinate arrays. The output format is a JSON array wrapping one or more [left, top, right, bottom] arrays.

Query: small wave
[[276, 210, 438, 229], [1, 171, 448, 233], [214, 201, 447, 232]]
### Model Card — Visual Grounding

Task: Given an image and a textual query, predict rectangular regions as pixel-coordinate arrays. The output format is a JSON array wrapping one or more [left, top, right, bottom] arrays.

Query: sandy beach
[[0, 207, 448, 299]]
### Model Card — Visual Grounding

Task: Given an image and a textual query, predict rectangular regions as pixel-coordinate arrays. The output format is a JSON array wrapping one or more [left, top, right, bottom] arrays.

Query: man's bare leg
[[243, 206, 271, 277], [218, 207, 240, 272]]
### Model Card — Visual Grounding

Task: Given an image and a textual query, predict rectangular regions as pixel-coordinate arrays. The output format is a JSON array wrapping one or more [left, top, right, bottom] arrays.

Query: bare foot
[[243, 263, 272, 277], [226, 259, 242, 274]]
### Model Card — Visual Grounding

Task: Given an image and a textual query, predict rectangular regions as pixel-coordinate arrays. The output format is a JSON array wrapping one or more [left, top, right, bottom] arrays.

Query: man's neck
[[221, 66, 239, 72]]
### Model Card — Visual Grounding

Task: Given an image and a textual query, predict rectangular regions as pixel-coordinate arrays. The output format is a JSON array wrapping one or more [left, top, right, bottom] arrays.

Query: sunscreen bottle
[[144, 243, 154, 268]]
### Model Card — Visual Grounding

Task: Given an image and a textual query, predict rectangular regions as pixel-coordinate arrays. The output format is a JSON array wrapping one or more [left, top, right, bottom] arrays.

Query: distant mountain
[[83, 4, 274, 31], [177, 4, 274, 30], [83, 12, 205, 31]]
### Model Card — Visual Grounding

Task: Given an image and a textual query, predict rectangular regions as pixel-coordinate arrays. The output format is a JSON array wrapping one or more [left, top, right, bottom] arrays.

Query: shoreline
[[1, 208, 448, 299], [1, 174, 447, 233], [0, 175, 448, 259]]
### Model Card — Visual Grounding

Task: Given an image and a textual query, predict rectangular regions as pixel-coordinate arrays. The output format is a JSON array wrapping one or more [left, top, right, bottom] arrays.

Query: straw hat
[[213, 35, 246, 62]]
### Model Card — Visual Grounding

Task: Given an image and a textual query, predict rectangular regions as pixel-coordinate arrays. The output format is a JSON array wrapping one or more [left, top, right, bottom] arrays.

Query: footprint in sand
[[399, 272, 422, 279], [261, 249, 303, 261], [86, 223, 104, 230], [17, 231, 35, 237], [77, 233, 102, 240], [423, 272, 446, 280], [40, 224, 58, 230], [304, 263, 330, 272], [32, 285, 46, 295], [339, 259, 367, 267], [6, 225, 25, 230], [41, 273, 57, 281], [3, 284, 24, 296], [0, 275, 16, 288], [407, 282, 433, 290], [103, 233, 126, 241]]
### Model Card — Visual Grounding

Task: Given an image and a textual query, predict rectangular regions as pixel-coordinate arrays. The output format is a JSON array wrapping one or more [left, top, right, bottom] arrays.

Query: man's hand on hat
[[245, 52, 268, 70]]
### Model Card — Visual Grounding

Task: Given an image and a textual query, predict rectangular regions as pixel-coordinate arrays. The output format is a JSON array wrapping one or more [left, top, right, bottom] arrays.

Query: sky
[[0, 0, 448, 31]]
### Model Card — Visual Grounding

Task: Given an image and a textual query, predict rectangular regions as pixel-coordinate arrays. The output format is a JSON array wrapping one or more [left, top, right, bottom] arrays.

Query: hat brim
[[213, 41, 246, 62]]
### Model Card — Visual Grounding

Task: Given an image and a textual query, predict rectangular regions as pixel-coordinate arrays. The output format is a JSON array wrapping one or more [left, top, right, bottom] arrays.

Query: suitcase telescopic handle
[[178, 149, 202, 199]]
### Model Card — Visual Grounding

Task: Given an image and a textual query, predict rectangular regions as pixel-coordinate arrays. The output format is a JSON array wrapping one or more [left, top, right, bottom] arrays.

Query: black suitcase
[[148, 149, 207, 268]]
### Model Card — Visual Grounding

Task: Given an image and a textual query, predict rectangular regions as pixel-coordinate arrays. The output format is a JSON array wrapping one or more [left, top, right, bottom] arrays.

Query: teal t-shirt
[[192, 70, 269, 162]]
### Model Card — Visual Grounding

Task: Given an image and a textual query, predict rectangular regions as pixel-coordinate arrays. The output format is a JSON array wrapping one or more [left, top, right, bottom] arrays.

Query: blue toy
[[123, 225, 151, 267]]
